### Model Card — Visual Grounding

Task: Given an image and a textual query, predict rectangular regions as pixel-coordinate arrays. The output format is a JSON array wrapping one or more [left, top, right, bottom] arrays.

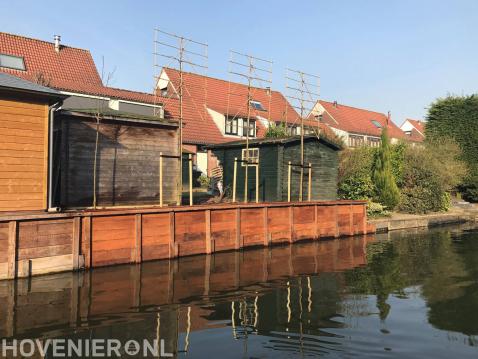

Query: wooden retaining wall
[[0, 200, 375, 280]]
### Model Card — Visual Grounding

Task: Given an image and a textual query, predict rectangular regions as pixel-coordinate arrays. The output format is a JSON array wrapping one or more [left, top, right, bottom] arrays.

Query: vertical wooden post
[[255, 162, 259, 203], [82, 216, 92, 268], [159, 152, 163, 207], [235, 208, 241, 250], [289, 206, 294, 243], [205, 210, 212, 254], [287, 161, 291, 202], [362, 204, 367, 235], [72, 217, 81, 270], [135, 214, 142, 263], [349, 204, 354, 236], [7, 221, 17, 279], [263, 206, 269, 246], [169, 212, 176, 258], [189, 154, 193, 206], [334, 205, 340, 238], [203, 254, 211, 296], [314, 205, 319, 240], [233, 157, 237, 202], [308, 163, 312, 201]]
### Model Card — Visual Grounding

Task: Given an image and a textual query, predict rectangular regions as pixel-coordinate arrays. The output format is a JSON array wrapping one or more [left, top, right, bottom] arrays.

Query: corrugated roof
[[0, 72, 64, 97]]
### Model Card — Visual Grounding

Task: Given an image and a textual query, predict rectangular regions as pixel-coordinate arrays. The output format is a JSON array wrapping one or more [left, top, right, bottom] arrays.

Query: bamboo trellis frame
[[153, 28, 208, 206]]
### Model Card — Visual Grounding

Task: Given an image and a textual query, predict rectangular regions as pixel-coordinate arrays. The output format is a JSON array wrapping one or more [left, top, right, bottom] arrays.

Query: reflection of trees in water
[[344, 227, 478, 339]]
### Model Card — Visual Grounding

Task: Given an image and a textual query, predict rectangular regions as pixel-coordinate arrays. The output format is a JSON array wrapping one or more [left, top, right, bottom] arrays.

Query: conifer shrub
[[373, 127, 400, 209]]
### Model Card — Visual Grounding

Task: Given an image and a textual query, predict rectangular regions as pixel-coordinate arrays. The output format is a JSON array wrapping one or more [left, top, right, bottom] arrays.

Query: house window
[[367, 137, 381, 147], [250, 100, 265, 111], [244, 119, 256, 137], [241, 148, 259, 166], [225, 117, 238, 135], [349, 135, 365, 147], [0, 54, 25, 71], [371, 120, 382, 128]]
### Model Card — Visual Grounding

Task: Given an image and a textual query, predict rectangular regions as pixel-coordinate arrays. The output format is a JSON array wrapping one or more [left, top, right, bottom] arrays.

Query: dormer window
[[250, 100, 265, 111], [225, 116, 238, 135], [246, 120, 256, 137], [0, 54, 25, 71]]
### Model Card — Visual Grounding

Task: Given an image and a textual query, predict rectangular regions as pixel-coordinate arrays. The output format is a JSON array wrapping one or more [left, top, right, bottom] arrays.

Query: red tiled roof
[[163, 68, 300, 144], [315, 100, 407, 140], [405, 128, 425, 142], [0, 32, 159, 105], [405, 118, 425, 135]]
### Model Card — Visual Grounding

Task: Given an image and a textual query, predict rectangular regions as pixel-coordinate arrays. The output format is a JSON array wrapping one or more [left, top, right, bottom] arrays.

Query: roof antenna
[[54, 35, 61, 53]]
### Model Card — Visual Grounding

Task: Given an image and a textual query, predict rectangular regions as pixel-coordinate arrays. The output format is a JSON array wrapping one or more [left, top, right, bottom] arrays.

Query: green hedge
[[426, 95, 478, 202]]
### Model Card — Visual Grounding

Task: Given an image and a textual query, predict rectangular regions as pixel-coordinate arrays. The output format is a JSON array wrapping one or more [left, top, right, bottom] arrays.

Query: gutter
[[47, 101, 63, 212]]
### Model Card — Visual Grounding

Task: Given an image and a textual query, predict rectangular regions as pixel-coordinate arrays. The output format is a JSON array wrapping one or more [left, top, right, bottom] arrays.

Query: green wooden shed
[[208, 135, 342, 202]]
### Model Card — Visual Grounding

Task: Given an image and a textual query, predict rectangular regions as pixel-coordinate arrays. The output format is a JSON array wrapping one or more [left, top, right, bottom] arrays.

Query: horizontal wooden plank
[[0, 193, 44, 200], [0, 156, 44, 165], [0, 134, 44, 145], [0, 127, 44, 139], [17, 254, 73, 277], [0, 98, 45, 110], [0, 185, 43, 194], [0, 113, 44, 125], [0, 200, 44, 211], [0, 119, 44, 131], [18, 244, 72, 260], [0, 142, 44, 152], [0, 178, 44, 186], [0, 104, 45, 117]]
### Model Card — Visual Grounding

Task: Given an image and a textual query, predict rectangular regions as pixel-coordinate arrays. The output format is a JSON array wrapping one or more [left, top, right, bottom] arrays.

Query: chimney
[[333, 100, 338, 108], [266, 87, 271, 96], [54, 35, 61, 53], [387, 111, 391, 126]]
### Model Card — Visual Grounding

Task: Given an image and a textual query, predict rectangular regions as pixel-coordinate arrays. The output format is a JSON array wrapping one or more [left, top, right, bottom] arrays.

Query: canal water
[[1, 224, 478, 358]]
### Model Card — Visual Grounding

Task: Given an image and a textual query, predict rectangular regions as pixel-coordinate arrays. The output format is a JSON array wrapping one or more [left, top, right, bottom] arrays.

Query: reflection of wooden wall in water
[[58, 115, 179, 207], [0, 235, 373, 340]]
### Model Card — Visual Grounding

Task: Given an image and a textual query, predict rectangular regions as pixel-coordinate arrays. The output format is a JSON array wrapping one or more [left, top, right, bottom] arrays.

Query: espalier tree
[[373, 126, 400, 209]]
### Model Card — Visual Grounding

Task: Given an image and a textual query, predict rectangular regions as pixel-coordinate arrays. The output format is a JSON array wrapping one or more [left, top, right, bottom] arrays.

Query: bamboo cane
[[308, 163, 312, 201], [288, 161, 291, 202], [189, 154, 193, 206], [159, 152, 163, 207], [255, 161, 259, 203], [233, 157, 237, 202]]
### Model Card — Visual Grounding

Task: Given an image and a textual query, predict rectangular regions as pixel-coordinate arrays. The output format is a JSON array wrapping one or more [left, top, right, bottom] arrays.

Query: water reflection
[[1, 224, 478, 358]]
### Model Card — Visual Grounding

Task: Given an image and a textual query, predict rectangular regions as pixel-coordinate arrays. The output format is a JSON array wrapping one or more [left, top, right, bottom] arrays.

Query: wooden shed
[[54, 109, 180, 208], [0, 73, 66, 212], [209, 135, 342, 202]]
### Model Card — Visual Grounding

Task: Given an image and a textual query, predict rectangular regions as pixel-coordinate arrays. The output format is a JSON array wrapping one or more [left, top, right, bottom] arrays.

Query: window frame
[[249, 100, 265, 111], [348, 134, 365, 147], [0, 54, 26, 71], [244, 119, 256, 137], [225, 116, 239, 135], [241, 147, 259, 167], [367, 137, 381, 147]]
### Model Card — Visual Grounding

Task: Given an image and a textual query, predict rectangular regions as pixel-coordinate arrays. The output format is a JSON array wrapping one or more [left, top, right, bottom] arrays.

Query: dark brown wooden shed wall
[[58, 115, 179, 208]]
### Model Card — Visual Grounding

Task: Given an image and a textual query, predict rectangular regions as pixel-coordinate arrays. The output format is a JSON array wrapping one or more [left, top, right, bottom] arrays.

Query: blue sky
[[2, 0, 477, 125]]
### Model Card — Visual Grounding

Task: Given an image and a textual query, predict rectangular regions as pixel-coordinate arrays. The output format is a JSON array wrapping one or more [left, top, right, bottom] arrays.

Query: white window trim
[[241, 147, 259, 167]]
